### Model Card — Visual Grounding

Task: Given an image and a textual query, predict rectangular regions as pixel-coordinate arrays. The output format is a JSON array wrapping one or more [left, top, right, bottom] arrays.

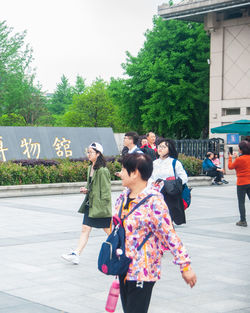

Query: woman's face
[[157, 142, 169, 158], [87, 147, 98, 163], [120, 166, 134, 188]]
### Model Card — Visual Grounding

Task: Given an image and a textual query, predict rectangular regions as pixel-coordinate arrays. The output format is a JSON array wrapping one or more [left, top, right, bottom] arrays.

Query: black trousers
[[237, 184, 250, 222], [119, 275, 155, 313], [206, 168, 223, 182]]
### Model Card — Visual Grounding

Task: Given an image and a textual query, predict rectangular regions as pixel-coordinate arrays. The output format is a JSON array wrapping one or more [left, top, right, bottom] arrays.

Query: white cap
[[89, 142, 104, 154]]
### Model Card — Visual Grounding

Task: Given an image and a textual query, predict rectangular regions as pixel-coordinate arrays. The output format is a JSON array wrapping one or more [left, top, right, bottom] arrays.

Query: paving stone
[[0, 175, 250, 312]]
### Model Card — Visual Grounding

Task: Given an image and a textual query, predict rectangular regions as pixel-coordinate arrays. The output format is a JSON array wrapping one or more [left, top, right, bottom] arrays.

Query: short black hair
[[125, 132, 139, 145], [158, 138, 178, 159], [239, 140, 250, 155], [121, 153, 153, 181]]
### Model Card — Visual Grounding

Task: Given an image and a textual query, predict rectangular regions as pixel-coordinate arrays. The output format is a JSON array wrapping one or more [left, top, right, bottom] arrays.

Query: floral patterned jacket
[[114, 187, 191, 281]]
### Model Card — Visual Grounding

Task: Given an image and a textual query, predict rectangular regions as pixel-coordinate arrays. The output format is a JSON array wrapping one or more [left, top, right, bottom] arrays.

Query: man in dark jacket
[[202, 152, 228, 185]]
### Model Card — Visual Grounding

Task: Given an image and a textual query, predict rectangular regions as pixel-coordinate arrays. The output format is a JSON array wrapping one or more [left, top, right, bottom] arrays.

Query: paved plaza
[[0, 175, 250, 313]]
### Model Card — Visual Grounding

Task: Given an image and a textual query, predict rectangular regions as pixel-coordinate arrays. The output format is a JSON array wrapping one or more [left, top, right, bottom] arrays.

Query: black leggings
[[237, 184, 250, 222], [119, 275, 155, 313], [206, 168, 223, 182]]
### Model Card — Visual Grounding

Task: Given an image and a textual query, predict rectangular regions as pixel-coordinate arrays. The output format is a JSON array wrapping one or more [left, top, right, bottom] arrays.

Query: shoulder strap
[[137, 231, 153, 251], [118, 194, 154, 219], [172, 159, 177, 177]]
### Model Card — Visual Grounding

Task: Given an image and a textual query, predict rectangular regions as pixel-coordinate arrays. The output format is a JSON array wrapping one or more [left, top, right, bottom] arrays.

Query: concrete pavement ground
[[0, 175, 250, 313]]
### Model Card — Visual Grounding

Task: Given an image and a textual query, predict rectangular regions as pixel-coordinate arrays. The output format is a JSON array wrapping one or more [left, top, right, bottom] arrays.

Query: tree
[[73, 75, 85, 95], [0, 20, 33, 115], [18, 81, 49, 125], [47, 75, 73, 115], [108, 78, 132, 132], [0, 113, 26, 126], [0, 20, 49, 125], [62, 79, 117, 128], [111, 17, 210, 138]]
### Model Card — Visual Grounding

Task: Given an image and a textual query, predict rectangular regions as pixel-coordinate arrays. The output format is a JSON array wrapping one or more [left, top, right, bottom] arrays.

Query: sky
[[0, 0, 166, 93]]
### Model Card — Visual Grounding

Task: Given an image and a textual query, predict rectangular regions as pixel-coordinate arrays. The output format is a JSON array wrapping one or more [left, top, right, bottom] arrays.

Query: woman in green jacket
[[62, 142, 112, 264]]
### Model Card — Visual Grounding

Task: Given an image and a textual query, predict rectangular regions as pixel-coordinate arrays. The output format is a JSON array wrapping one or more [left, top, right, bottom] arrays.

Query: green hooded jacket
[[78, 166, 112, 218]]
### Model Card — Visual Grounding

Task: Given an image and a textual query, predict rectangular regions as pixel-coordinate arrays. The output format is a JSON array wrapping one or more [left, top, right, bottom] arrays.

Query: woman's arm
[[228, 154, 238, 170], [151, 198, 197, 287], [150, 196, 191, 270]]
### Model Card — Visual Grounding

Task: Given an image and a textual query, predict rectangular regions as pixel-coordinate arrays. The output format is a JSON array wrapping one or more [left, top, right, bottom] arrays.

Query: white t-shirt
[[149, 157, 188, 185]]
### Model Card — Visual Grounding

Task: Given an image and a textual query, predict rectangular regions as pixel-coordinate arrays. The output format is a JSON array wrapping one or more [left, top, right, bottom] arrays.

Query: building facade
[[158, 0, 250, 141]]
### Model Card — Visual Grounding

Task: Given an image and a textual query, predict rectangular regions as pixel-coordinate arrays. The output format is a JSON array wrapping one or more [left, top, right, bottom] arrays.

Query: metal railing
[[174, 138, 225, 160]]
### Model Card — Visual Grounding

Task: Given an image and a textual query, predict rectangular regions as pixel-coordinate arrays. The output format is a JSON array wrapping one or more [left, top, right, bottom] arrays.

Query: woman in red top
[[228, 140, 250, 227]]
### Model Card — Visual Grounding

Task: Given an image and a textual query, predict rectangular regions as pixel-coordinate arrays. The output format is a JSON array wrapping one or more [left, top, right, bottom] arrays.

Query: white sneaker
[[61, 250, 79, 264]]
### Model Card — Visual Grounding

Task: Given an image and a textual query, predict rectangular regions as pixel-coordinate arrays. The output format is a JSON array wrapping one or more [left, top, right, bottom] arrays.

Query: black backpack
[[98, 194, 154, 276]]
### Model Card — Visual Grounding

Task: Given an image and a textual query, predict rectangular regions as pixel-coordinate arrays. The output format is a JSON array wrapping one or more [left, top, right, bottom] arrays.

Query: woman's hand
[[80, 187, 88, 194], [182, 269, 197, 288]]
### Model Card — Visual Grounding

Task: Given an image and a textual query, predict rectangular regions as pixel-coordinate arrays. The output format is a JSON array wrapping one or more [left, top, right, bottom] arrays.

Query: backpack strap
[[118, 194, 154, 219], [123, 194, 154, 220], [118, 194, 155, 251], [118, 197, 125, 219], [172, 159, 177, 178], [136, 231, 153, 251]]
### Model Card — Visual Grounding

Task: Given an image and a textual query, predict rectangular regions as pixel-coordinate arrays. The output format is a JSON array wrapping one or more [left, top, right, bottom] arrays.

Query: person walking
[[228, 140, 250, 227], [149, 138, 188, 225], [115, 153, 196, 313], [61, 142, 112, 264]]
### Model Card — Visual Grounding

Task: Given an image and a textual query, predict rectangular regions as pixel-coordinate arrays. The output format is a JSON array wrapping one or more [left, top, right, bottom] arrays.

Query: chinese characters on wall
[[21, 138, 41, 159], [0, 136, 8, 162], [53, 137, 72, 157], [0, 136, 73, 161]]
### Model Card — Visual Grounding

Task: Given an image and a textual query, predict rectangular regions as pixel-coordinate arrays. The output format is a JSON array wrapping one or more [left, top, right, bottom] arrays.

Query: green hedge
[[178, 154, 203, 177], [0, 155, 202, 186]]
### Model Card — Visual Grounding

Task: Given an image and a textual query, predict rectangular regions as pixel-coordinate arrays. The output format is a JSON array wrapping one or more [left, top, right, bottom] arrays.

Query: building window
[[247, 108, 250, 115], [222, 108, 240, 116]]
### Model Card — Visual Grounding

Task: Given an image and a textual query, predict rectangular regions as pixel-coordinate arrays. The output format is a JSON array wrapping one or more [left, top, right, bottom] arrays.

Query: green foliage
[[0, 113, 26, 126], [106, 160, 122, 181], [73, 75, 85, 95], [46, 75, 73, 115], [178, 154, 202, 176], [110, 18, 210, 138], [0, 20, 49, 125], [62, 78, 117, 128], [0, 160, 89, 185], [108, 78, 132, 132], [0, 155, 202, 186]]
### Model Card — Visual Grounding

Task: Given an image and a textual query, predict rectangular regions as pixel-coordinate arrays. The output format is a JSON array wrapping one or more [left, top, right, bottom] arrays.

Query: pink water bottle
[[105, 279, 120, 312]]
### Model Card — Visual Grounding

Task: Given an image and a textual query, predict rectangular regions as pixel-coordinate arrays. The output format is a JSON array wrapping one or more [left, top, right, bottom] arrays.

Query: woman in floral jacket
[[116, 153, 197, 313]]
